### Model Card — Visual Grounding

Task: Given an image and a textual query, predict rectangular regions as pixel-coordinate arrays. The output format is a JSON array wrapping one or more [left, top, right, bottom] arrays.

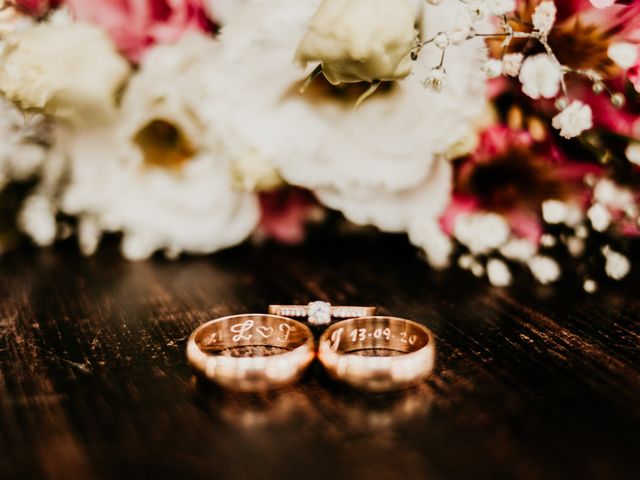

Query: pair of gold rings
[[187, 302, 435, 393]]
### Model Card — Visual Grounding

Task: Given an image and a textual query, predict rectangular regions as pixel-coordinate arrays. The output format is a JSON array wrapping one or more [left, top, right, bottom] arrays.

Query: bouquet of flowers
[[0, 0, 638, 290]]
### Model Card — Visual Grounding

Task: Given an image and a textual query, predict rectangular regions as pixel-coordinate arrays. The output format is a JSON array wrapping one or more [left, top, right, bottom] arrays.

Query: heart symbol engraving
[[256, 326, 274, 338]]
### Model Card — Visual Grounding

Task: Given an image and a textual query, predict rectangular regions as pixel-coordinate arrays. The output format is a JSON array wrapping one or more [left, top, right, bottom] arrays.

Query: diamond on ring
[[307, 301, 332, 326]]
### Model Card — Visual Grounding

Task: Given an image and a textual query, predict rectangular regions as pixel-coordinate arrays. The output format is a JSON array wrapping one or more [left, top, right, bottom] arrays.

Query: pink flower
[[12, 0, 60, 17], [470, 125, 533, 161], [258, 189, 319, 245], [64, 0, 215, 62], [445, 125, 605, 244]]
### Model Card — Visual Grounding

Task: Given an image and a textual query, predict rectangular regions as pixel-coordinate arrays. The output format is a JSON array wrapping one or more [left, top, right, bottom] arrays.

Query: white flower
[[602, 246, 630, 280], [608, 42, 639, 70], [487, 258, 512, 286], [519, 54, 562, 99], [458, 254, 473, 270], [542, 199, 569, 224], [593, 178, 634, 210], [230, 151, 282, 192], [408, 218, 453, 269], [532, 1, 557, 35], [294, 0, 417, 85], [77, 217, 100, 256], [566, 236, 585, 257], [0, 22, 130, 123], [587, 203, 611, 232], [0, 5, 34, 38], [540, 233, 556, 248], [540, 199, 583, 226], [527, 255, 560, 284], [18, 194, 57, 246], [500, 238, 537, 261], [205, 0, 250, 23], [453, 212, 510, 255], [625, 142, 640, 166], [484, 59, 503, 79], [470, 260, 485, 277], [422, 66, 447, 91], [502, 53, 523, 77], [60, 34, 259, 260], [486, 0, 516, 16], [552, 101, 593, 139], [319, 156, 452, 233], [434, 32, 450, 50], [0, 97, 50, 190], [448, 10, 473, 44], [583, 279, 597, 293], [202, 0, 486, 245]]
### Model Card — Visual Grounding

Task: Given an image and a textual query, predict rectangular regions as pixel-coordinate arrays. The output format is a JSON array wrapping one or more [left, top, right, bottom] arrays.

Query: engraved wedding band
[[187, 314, 314, 392], [318, 316, 435, 392], [268, 301, 377, 326]]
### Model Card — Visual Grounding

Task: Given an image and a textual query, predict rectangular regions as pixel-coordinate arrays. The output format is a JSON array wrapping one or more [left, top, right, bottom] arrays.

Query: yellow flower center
[[133, 119, 195, 169]]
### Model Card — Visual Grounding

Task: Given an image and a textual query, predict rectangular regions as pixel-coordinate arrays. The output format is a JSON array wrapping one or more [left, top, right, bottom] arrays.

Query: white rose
[[0, 22, 130, 123], [294, 0, 417, 85], [60, 34, 259, 260], [519, 54, 562, 99], [199, 0, 486, 257], [198, 0, 487, 266], [552, 101, 593, 139], [205, 0, 486, 193]]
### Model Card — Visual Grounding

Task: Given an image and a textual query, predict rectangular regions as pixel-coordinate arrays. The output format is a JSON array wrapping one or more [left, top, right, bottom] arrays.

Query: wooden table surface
[[1, 233, 639, 480]]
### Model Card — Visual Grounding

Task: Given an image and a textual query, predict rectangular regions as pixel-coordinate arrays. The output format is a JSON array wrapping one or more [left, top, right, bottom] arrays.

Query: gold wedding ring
[[187, 314, 314, 392], [318, 316, 435, 392], [269, 301, 377, 326]]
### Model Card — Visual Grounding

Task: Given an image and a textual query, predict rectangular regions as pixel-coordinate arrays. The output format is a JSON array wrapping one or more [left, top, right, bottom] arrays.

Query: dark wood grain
[[1, 233, 639, 480]]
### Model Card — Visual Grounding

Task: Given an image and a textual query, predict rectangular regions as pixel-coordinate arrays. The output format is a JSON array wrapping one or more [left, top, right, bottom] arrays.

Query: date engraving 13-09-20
[[329, 327, 417, 352]]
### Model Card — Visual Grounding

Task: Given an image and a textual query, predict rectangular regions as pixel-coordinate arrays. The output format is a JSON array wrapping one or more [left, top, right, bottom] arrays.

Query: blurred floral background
[[0, 0, 639, 291]]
